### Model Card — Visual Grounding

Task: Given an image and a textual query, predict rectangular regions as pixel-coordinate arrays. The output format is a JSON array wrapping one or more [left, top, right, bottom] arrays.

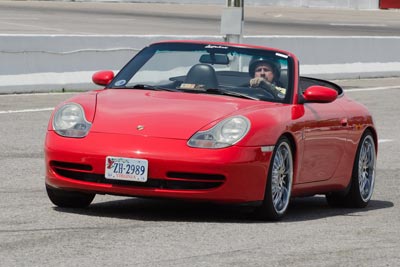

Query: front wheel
[[254, 137, 294, 220], [46, 185, 95, 208]]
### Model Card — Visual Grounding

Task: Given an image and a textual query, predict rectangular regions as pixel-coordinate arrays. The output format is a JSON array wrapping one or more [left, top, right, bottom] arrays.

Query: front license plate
[[105, 156, 148, 182]]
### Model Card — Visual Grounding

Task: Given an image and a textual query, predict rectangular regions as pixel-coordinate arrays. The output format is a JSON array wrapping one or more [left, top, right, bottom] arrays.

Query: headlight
[[188, 116, 250, 148], [52, 103, 92, 138]]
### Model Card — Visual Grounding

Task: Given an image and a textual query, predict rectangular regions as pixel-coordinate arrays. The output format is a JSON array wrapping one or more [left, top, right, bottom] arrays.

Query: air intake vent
[[52, 168, 225, 190], [166, 172, 225, 181], [50, 161, 93, 171]]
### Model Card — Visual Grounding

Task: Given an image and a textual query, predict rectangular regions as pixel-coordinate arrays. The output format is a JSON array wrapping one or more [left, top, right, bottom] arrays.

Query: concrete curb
[[1, 34, 399, 93]]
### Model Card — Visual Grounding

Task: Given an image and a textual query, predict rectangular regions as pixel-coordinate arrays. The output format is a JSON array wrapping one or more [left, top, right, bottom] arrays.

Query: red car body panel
[[92, 89, 274, 139], [45, 40, 377, 204]]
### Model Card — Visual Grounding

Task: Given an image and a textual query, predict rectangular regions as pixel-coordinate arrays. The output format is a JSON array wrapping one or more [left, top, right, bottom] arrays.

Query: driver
[[248, 56, 286, 99]]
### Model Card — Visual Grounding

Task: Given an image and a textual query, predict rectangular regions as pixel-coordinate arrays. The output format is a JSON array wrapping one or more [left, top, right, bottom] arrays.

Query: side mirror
[[92, 70, 114, 86], [302, 85, 338, 103]]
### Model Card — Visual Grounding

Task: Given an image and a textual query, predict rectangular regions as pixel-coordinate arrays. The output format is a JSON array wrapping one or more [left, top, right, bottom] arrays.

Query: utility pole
[[220, 0, 244, 44]]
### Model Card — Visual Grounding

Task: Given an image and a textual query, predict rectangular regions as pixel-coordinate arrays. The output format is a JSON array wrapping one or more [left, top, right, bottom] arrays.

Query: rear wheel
[[46, 185, 95, 208], [254, 137, 293, 220], [326, 131, 376, 208]]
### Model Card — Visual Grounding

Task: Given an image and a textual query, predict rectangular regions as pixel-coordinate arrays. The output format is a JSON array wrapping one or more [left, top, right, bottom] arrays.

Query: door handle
[[340, 118, 348, 126]]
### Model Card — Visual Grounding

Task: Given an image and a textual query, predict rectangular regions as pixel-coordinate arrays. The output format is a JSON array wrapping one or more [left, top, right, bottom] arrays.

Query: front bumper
[[45, 131, 272, 203]]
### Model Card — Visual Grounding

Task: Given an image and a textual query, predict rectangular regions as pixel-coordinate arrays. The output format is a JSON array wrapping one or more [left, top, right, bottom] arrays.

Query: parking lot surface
[[1, 78, 399, 266]]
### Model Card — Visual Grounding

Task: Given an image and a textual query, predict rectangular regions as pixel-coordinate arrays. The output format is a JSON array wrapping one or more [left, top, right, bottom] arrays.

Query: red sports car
[[45, 40, 377, 220]]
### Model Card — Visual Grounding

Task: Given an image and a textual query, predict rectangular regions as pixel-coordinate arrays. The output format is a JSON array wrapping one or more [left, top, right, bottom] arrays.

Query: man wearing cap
[[248, 56, 286, 99]]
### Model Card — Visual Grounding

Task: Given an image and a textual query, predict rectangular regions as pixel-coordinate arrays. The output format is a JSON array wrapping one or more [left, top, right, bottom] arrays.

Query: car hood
[[90, 89, 272, 139]]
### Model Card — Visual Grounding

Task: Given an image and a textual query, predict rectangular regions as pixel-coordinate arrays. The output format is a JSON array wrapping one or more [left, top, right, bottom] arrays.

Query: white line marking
[[301, 62, 400, 75], [378, 139, 394, 144], [244, 35, 400, 39], [0, 17, 39, 21], [96, 18, 137, 22], [0, 33, 224, 38], [0, 92, 77, 97], [0, 108, 54, 114], [0, 71, 105, 86], [2, 21, 64, 32], [346, 86, 400, 92], [1, 34, 400, 39], [330, 23, 387, 27]]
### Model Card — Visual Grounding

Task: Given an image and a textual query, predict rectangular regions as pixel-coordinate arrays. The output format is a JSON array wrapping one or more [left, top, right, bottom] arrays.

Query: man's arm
[[250, 77, 286, 98]]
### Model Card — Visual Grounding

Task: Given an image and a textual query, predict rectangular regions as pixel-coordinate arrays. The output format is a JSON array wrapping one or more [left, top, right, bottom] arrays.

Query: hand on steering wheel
[[250, 77, 277, 97]]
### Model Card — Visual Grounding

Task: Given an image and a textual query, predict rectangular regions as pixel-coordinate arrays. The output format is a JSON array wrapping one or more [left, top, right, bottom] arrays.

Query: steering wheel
[[250, 78, 278, 99]]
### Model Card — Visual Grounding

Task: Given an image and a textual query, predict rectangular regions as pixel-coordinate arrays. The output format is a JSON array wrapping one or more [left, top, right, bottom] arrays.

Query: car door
[[296, 80, 348, 184]]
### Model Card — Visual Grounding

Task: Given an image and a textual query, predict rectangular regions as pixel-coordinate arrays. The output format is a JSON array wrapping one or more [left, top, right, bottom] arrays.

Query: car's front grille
[[52, 165, 225, 190]]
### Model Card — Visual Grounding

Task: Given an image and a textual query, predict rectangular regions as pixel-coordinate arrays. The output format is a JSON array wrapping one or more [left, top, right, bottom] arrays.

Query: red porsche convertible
[[45, 41, 377, 220]]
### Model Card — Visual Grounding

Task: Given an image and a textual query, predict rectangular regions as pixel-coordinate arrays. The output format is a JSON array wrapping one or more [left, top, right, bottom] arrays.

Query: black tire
[[326, 130, 376, 208], [346, 131, 376, 207], [254, 136, 294, 220], [46, 185, 95, 208]]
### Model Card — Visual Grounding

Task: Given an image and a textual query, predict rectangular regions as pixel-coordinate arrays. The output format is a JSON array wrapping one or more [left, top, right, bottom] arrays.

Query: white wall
[[87, 0, 380, 10], [261, 0, 379, 9], [1, 35, 399, 93]]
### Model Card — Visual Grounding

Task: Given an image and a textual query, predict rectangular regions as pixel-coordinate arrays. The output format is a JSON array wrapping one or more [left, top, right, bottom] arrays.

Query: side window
[[299, 77, 317, 93], [299, 77, 343, 95]]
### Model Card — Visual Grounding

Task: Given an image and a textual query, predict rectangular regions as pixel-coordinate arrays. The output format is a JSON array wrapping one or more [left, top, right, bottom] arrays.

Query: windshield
[[110, 42, 294, 103]]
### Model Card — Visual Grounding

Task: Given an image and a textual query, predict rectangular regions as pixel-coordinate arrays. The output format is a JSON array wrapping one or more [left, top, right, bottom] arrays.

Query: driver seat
[[184, 64, 218, 89]]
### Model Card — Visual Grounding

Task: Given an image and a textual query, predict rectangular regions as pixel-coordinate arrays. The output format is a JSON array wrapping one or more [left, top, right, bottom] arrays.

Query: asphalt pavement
[[0, 78, 399, 266], [1, 1, 400, 266], [1, 1, 400, 35]]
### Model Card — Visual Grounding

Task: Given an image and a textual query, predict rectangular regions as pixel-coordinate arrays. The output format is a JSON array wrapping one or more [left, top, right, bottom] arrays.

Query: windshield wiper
[[112, 85, 257, 99], [205, 88, 260, 100], [112, 84, 178, 91]]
